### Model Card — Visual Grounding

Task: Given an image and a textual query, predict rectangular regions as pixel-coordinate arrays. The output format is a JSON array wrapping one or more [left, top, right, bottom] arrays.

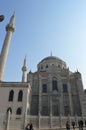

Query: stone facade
[[0, 14, 86, 130], [27, 56, 86, 117], [0, 55, 86, 130]]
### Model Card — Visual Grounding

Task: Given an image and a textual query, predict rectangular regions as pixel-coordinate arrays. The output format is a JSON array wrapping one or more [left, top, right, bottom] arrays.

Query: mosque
[[0, 14, 86, 130]]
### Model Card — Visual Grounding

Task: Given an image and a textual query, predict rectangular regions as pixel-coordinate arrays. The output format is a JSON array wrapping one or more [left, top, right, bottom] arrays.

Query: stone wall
[[0, 112, 86, 130]]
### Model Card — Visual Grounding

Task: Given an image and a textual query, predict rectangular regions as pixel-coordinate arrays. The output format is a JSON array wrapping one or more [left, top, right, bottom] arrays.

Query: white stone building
[[0, 14, 86, 130]]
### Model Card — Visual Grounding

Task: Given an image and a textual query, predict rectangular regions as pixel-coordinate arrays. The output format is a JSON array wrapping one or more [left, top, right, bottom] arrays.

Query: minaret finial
[[77, 68, 78, 72]]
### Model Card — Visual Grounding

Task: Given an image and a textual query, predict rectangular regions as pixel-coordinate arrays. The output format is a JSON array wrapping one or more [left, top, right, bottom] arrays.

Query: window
[[84, 89, 86, 95], [8, 90, 14, 101], [52, 77, 58, 91], [7, 107, 12, 114], [63, 84, 68, 93], [31, 96, 39, 115], [64, 106, 69, 116], [41, 65, 43, 69], [58, 65, 60, 68], [41, 106, 48, 116], [18, 90, 23, 101], [42, 84, 47, 93], [16, 107, 22, 115], [52, 105, 59, 116], [46, 65, 48, 68]]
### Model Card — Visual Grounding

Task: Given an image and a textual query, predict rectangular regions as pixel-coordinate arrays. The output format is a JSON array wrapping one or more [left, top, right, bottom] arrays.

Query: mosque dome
[[37, 56, 67, 71]]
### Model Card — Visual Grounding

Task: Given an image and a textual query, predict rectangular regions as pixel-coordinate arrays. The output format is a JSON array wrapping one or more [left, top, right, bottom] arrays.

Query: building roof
[[37, 56, 67, 70], [39, 56, 66, 64], [41, 56, 62, 62]]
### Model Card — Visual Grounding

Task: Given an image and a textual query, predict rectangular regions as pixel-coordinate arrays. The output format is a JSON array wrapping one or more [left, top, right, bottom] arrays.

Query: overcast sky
[[0, 0, 86, 89]]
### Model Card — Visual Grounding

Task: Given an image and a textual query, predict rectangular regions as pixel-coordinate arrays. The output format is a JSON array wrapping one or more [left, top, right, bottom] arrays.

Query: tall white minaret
[[22, 56, 27, 82], [0, 13, 15, 81]]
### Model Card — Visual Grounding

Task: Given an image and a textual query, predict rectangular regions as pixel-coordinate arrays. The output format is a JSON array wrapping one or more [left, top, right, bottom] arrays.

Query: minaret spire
[[22, 56, 27, 82], [0, 13, 15, 81]]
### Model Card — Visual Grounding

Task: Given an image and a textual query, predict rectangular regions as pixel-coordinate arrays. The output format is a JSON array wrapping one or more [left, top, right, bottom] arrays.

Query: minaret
[[0, 13, 15, 81], [22, 56, 27, 82]]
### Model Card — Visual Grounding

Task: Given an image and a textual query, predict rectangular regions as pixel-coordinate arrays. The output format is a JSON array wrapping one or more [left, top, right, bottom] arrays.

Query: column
[[6, 110, 10, 130], [38, 74, 42, 129], [68, 81, 73, 116], [59, 81, 64, 116]]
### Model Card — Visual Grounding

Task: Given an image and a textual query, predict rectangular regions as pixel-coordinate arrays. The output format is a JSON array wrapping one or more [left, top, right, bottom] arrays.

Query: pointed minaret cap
[[9, 11, 15, 25], [6, 12, 15, 32], [22, 55, 27, 72], [22, 56, 27, 82]]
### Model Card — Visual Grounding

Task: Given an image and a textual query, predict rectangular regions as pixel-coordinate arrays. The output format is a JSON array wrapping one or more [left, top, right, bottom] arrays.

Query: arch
[[16, 107, 22, 115], [18, 90, 23, 101], [7, 107, 12, 114], [8, 90, 14, 101]]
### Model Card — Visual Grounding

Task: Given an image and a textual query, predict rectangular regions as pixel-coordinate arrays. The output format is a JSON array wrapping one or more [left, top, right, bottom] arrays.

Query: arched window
[[42, 84, 47, 93], [7, 107, 12, 114], [46, 65, 48, 68], [16, 107, 22, 115], [52, 77, 58, 91], [18, 90, 23, 101], [8, 90, 14, 101]]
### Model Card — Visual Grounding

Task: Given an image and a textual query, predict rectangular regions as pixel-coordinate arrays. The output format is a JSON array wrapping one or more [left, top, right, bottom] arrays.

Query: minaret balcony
[[6, 24, 15, 32]]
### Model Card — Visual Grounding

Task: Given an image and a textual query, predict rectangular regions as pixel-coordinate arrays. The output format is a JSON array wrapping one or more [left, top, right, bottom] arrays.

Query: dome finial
[[50, 52, 52, 56]]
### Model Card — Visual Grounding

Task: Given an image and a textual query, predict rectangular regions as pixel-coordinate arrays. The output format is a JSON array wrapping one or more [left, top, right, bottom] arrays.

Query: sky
[[0, 0, 86, 89]]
